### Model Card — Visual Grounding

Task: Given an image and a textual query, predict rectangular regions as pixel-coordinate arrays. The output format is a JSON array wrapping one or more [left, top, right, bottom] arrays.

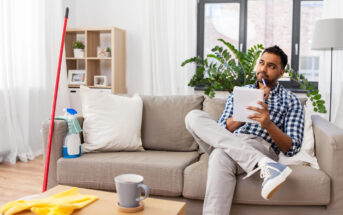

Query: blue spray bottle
[[56, 108, 82, 158]]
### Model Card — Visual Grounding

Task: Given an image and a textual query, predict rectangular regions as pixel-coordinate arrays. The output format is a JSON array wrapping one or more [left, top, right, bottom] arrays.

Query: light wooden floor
[[0, 155, 44, 205]]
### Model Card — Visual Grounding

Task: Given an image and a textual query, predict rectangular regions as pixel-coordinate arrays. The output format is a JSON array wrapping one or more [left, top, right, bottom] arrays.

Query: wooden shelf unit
[[65, 27, 126, 93]]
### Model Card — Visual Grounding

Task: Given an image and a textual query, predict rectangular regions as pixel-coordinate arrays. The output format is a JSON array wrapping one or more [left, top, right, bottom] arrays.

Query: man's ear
[[279, 69, 285, 78]]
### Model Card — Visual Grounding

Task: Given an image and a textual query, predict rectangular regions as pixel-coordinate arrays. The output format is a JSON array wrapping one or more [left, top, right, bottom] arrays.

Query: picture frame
[[94, 76, 108, 87], [68, 70, 86, 85]]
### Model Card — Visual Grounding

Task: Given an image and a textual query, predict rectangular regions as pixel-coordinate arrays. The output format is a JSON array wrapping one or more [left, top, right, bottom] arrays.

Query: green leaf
[[311, 90, 319, 95], [314, 94, 321, 100], [207, 54, 222, 62], [209, 90, 215, 98], [317, 100, 325, 105], [181, 56, 202, 67], [211, 46, 220, 52], [320, 109, 327, 114]]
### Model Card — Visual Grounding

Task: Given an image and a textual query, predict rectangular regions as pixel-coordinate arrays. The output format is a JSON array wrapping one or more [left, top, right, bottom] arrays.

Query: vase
[[73, 49, 84, 58]]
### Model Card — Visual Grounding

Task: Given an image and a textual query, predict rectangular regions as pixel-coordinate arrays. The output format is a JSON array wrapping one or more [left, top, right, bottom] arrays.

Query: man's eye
[[259, 61, 263, 64], [269, 65, 275, 69]]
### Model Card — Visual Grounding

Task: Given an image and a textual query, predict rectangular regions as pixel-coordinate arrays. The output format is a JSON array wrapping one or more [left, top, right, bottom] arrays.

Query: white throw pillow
[[278, 101, 319, 169], [80, 86, 144, 152]]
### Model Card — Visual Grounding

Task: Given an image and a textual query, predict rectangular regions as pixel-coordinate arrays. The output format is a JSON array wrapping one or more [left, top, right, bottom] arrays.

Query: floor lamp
[[312, 18, 343, 122]]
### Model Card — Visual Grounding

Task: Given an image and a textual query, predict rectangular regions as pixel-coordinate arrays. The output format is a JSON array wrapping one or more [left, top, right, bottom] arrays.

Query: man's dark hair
[[262, 45, 288, 70]]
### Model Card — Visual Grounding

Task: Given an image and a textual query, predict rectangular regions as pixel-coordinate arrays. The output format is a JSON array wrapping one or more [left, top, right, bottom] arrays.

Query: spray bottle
[[61, 108, 82, 158]]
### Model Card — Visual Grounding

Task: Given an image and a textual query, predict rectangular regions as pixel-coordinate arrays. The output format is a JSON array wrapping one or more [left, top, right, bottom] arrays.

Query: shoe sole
[[262, 167, 292, 200]]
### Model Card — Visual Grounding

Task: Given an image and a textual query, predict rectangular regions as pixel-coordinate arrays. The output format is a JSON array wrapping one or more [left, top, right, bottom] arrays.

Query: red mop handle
[[43, 7, 69, 192]]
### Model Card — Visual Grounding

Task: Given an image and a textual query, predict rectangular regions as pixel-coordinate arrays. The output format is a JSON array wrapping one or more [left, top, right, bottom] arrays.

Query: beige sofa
[[42, 95, 343, 215]]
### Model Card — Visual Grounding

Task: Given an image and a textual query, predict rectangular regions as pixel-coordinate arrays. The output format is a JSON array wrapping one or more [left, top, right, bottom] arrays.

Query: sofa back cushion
[[141, 95, 204, 151], [202, 95, 227, 121]]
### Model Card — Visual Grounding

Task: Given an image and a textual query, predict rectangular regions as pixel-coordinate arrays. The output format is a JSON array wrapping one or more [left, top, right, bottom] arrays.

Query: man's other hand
[[246, 101, 272, 129]]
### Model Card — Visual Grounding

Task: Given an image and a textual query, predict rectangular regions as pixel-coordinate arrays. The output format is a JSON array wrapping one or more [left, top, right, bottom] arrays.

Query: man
[[185, 45, 304, 215]]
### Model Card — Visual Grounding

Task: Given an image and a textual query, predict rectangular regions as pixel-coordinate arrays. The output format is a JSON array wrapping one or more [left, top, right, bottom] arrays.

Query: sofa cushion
[[183, 157, 330, 205], [80, 86, 144, 152], [141, 95, 204, 151], [57, 150, 199, 197], [299, 97, 307, 106], [183, 153, 209, 200], [202, 95, 226, 121], [234, 165, 330, 205]]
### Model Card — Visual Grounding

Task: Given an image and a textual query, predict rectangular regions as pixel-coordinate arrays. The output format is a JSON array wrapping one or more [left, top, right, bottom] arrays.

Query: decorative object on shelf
[[68, 70, 86, 85], [94, 75, 108, 87], [97, 46, 106, 58], [73, 41, 85, 58], [311, 18, 343, 121], [105, 47, 111, 57], [181, 39, 326, 113]]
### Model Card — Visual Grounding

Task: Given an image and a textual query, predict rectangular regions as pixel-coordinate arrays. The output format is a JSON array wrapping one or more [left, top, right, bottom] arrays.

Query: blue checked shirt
[[217, 82, 305, 157]]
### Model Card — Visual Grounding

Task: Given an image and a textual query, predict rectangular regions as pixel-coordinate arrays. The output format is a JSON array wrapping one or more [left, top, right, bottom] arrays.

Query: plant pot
[[105, 52, 111, 57], [73, 49, 84, 58]]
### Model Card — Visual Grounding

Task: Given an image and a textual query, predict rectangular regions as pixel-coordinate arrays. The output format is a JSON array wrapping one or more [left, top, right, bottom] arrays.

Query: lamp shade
[[312, 18, 343, 50]]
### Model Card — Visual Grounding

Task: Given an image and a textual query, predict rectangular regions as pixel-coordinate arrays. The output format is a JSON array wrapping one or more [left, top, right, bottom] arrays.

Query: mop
[[42, 7, 69, 192]]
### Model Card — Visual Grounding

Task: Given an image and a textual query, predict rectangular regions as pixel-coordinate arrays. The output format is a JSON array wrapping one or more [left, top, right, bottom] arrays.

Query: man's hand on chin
[[260, 85, 270, 100]]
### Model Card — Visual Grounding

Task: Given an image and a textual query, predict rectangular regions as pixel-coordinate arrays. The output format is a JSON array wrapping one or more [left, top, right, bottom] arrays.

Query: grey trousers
[[185, 110, 278, 215]]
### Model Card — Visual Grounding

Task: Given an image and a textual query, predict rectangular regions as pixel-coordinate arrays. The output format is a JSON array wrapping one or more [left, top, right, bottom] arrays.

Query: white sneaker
[[243, 162, 292, 200]]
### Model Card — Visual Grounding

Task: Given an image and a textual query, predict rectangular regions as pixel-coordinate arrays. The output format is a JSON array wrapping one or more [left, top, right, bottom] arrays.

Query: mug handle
[[136, 183, 149, 201]]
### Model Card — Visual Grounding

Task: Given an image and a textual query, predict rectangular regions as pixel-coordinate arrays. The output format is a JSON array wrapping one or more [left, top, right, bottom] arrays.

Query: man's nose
[[260, 64, 267, 72]]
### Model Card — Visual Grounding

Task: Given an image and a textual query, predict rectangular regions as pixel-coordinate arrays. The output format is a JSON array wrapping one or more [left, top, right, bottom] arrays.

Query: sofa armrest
[[312, 115, 343, 212], [41, 116, 84, 189]]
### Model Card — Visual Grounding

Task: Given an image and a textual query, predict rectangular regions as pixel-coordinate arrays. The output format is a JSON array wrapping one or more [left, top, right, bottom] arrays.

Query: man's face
[[256, 52, 285, 86]]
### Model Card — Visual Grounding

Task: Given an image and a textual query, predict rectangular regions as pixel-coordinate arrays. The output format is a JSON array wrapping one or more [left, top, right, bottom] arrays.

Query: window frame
[[197, 0, 323, 92], [197, 0, 247, 58]]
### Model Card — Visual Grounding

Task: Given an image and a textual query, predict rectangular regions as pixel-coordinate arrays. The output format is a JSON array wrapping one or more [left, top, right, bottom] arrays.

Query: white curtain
[[318, 0, 343, 128], [142, 0, 197, 95], [0, 0, 70, 163]]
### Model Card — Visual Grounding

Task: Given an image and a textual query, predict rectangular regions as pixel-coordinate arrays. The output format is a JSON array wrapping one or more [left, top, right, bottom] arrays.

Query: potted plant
[[73, 41, 85, 58], [105, 47, 111, 57], [181, 39, 326, 113]]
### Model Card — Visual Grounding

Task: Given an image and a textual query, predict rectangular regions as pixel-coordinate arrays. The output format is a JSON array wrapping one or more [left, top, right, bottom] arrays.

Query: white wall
[[63, 0, 145, 94]]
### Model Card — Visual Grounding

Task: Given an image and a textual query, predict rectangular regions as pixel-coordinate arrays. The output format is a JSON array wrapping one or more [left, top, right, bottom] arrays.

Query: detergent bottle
[[60, 108, 82, 158]]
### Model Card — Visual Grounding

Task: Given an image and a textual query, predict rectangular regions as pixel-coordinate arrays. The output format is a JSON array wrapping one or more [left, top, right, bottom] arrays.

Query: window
[[247, 0, 293, 64], [197, 0, 323, 88], [204, 3, 240, 56], [298, 1, 323, 81]]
